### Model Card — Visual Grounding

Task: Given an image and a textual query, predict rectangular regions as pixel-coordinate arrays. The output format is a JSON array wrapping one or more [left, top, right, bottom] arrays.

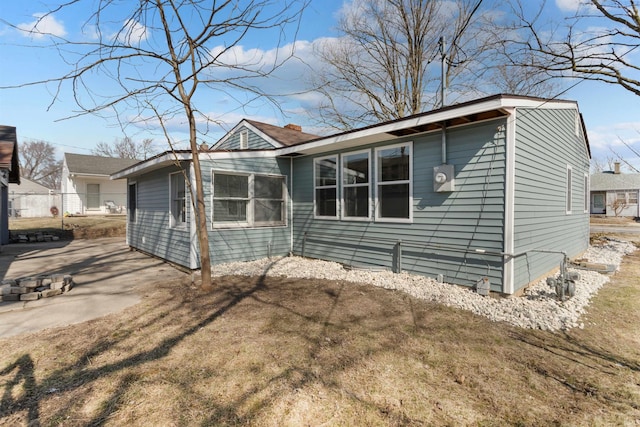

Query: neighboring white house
[[61, 153, 139, 215], [8, 177, 60, 218], [590, 163, 640, 217]]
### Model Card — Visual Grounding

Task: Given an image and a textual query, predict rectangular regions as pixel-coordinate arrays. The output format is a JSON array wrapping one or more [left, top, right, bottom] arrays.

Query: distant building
[[590, 162, 640, 216], [8, 177, 60, 218], [61, 153, 139, 215]]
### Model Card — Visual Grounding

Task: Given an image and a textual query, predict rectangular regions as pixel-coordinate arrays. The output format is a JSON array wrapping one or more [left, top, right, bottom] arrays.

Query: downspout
[[441, 125, 447, 164], [189, 161, 199, 270], [503, 108, 516, 294], [290, 156, 294, 255]]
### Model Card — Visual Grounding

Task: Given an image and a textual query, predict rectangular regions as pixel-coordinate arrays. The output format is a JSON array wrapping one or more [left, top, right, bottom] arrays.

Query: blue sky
[[0, 0, 638, 168]]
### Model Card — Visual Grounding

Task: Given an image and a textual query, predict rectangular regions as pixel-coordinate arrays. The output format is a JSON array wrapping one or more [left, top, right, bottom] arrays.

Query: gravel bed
[[212, 239, 636, 331]]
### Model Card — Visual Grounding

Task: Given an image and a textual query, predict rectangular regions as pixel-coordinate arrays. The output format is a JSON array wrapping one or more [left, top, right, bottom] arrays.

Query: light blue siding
[[201, 156, 291, 266], [216, 126, 276, 150], [292, 120, 507, 290], [127, 163, 191, 267], [513, 108, 590, 289]]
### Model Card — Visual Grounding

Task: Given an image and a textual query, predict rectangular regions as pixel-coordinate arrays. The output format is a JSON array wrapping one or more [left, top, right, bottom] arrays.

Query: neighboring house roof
[[64, 153, 140, 176], [0, 125, 21, 184], [114, 94, 589, 179], [591, 172, 640, 191], [9, 177, 50, 194]]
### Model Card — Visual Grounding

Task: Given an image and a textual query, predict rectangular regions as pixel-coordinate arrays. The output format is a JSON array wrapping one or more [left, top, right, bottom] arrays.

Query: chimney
[[284, 124, 302, 132], [614, 162, 621, 174]]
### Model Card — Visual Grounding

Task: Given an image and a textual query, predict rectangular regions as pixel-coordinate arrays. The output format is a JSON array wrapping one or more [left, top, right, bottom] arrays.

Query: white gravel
[[212, 238, 636, 331]]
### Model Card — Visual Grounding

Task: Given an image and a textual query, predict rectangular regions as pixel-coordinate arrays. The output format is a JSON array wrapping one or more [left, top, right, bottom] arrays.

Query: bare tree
[[5, 0, 306, 289], [309, 0, 556, 130], [92, 137, 157, 160], [506, 0, 640, 97], [20, 140, 62, 189]]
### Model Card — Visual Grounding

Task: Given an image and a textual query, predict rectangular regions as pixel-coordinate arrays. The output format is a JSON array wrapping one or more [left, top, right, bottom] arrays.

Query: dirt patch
[[9, 216, 126, 240], [0, 237, 639, 425]]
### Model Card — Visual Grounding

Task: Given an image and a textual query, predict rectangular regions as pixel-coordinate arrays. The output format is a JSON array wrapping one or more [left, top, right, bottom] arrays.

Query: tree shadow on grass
[[0, 267, 271, 425]]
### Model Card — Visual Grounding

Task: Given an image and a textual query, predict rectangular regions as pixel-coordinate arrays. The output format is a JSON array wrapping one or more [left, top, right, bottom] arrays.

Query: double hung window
[[314, 156, 338, 218], [342, 150, 370, 219], [212, 171, 285, 227], [375, 142, 412, 221], [170, 172, 187, 227]]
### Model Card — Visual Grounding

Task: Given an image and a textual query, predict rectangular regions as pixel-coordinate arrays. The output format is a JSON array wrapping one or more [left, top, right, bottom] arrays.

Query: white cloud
[[17, 13, 67, 39], [555, 0, 581, 12], [110, 19, 148, 44]]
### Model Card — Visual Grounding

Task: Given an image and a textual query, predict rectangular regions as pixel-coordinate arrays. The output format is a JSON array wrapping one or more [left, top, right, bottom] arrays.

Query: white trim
[[313, 154, 339, 219], [374, 141, 413, 223], [566, 164, 573, 215], [277, 97, 578, 157], [169, 171, 188, 229], [189, 163, 199, 269], [341, 148, 372, 221], [503, 108, 516, 295], [583, 172, 589, 214], [290, 157, 294, 253]]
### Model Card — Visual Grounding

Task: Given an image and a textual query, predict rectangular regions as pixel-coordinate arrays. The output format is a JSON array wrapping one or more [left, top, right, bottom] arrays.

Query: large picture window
[[342, 150, 370, 219], [314, 155, 338, 218], [170, 172, 187, 227], [375, 142, 412, 221], [212, 171, 285, 227]]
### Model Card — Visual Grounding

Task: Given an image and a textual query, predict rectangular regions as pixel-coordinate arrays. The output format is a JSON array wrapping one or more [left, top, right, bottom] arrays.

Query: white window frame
[[374, 141, 413, 223], [211, 170, 286, 228], [629, 190, 639, 205], [313, 155, 339, 219], [583, 173, 589, 213], [240, 130, 248, 149], [566, 164, 573, 215], [170, 172, 187, 228], [128, 181, 137, 224], [341, 149, 371, 221]]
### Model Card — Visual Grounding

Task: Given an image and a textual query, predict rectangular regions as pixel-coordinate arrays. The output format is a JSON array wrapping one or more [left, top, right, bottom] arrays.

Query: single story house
[[0, 125, 21, 244], [112, 94, 591, 295], [61, 153, 139, 215], [8, 177, 61, 218], [590, 163, 640, 217]]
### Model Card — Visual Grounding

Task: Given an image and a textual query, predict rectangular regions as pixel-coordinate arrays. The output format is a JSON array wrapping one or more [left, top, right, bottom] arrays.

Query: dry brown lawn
[[0, 228, 639, 425], [9, 216, 126, 240]]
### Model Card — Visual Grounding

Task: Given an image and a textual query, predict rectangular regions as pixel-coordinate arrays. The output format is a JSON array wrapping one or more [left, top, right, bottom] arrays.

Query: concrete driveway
[[0, 238, 186, 339]]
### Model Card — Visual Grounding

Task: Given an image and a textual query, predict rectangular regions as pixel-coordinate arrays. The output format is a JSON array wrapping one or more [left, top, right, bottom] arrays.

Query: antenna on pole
[[440, 36, 446, 108]]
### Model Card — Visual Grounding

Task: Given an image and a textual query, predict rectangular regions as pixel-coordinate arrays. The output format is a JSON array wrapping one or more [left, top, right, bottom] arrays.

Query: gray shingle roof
[[64, 153, 140, 176], [590, 172, 640, 191]]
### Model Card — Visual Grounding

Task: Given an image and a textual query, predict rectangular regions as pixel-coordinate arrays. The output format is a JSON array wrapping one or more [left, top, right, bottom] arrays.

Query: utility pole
[[440, 36, 446, 108]]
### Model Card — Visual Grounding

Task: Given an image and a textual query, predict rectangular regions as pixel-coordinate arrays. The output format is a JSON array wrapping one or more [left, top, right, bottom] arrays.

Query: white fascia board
[[211, 120, 284, 149], [277, 97, 520, 156], [111, 150, 281, 180], [110, 152, 192, 180], [198, 150, 279, 160]]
